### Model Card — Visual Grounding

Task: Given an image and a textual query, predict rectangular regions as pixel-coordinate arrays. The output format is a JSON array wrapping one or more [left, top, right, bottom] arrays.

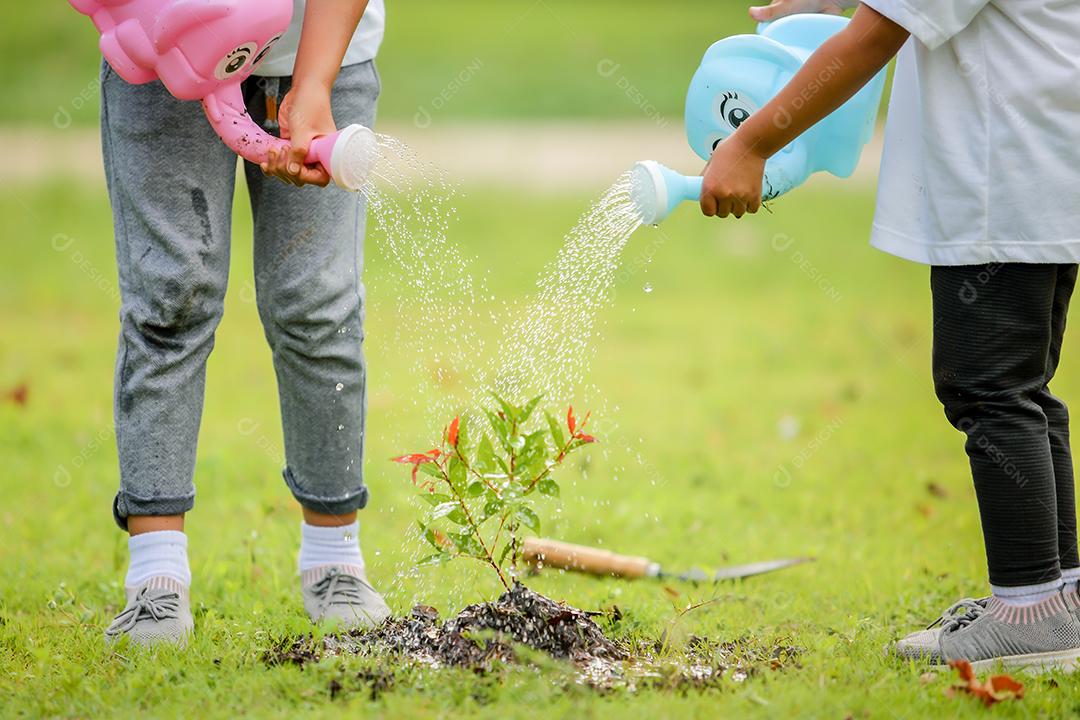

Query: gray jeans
[[100, 60, 380, 529]]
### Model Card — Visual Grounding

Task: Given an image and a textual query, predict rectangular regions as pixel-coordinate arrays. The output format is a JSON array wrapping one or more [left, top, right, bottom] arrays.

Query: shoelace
[[310, 568, 368, 610], [927, 597, 988, 633], [105, 586, 181, 636]]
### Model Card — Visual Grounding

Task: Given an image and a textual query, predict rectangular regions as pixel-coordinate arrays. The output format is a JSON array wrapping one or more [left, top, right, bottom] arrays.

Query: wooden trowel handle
[[522, 537, 656, 579]]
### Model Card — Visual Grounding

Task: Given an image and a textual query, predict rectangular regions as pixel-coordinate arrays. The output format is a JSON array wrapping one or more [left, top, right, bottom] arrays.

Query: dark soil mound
[[264, 584, 802, 694], [267, 583, 622, 669]]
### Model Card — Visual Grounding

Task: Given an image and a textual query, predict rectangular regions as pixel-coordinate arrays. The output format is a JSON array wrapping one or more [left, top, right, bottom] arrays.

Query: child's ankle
[[126, 530, 191, 588]]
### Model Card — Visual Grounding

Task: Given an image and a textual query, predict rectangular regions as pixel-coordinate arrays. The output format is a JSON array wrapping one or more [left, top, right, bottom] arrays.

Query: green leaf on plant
[[448, 455, 468, 493], [483, 497, 505, 518], [429, 502, 459, 521], [418, 522, 449, 552], [485, 409, 511, 451], [454, 416, 469, 450], [474, 434, 497, 475], [419, 492, 452, 506], [519, 394, 543, 424], [466, 480, 487, 497], [449, 530, 486, 559], [418, 462, 443, 479], [416, 552, 451, 567], [516, 506, 541, 533], [517, 430, 548, 480], [537, 478, 560, 497], [493, 394, 521, 425], [545, 410, 566, 448], [497, 541, 514, 566]]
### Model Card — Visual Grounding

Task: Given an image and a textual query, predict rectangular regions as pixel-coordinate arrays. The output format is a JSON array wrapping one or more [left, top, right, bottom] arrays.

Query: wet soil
[[264, 584, 801, 694]]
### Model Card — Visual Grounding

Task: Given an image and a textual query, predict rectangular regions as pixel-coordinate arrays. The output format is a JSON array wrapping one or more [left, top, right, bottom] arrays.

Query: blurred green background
[[3, 2, 1077, 718], [8, 1, 752, 127]]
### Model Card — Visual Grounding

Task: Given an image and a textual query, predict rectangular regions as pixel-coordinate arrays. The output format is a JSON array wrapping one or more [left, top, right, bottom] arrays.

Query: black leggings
[[932, 263, 1079, 588]]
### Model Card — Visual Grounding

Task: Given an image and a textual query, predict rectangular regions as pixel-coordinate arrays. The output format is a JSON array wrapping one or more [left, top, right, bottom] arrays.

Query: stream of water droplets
[[354, 136, 649, 606], [487, 173, 642, 403]]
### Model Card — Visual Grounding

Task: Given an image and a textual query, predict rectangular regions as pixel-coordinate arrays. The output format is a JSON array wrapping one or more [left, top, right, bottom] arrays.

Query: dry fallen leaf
[[947, 659, 1025, 707], [926, 481, 949, 499], [4, 383, 28, 408]]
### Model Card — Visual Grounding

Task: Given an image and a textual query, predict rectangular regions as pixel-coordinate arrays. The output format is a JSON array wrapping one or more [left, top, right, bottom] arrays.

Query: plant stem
[[508, 419, 519, 482], [439, 464, 510, 591], [524, 436, 576, 494], [491, 513, 508, 551], [453, 445, 501, 495]]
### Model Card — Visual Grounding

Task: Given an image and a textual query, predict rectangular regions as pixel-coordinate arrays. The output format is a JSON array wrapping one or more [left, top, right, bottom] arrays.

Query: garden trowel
[[522, 537, 812, 583]]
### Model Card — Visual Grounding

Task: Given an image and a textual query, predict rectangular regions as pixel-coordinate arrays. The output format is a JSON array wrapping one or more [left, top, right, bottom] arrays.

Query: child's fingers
[[296, 164, 332, 187], [287, 141, 312, 179], [262, 148, 278, 177], [749, 0, 834, 22], [748, 1, 787, 22], [700, 190, 718, 217]]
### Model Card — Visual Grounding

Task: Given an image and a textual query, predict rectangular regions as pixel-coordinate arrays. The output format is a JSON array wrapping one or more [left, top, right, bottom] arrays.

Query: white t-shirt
[[253, 0, 385, 77], [860, 0, 1080, 265]]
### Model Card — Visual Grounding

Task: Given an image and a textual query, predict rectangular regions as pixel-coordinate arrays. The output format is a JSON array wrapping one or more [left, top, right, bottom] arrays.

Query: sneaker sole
[[935, 647, 1080, 674]]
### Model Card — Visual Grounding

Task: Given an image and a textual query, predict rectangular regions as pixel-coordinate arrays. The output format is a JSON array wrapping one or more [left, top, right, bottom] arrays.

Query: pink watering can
[[69, 0, 376, 190]]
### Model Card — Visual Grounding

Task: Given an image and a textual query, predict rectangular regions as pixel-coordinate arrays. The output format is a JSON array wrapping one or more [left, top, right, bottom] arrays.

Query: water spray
[[631, 14, 887, 224], [69, 0, 376, 191]]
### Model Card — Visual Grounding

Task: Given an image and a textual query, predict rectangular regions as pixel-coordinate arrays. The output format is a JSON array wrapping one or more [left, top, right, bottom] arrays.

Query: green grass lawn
[[4, 170, 1080, 718]]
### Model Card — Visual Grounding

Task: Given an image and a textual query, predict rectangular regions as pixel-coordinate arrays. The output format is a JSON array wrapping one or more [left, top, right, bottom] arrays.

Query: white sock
[[1062, 567, 1080, 596], [126, 530, 191, 589], [991, 577, 1064, 607], [298, 521, 364, 574]]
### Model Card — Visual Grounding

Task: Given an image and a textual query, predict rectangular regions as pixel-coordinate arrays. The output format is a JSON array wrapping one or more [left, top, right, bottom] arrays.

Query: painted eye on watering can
[[214, 42, 258, 80], [728, 107, 750, 128], [716, 92, 758, 133], [252, 35, 283, 69]]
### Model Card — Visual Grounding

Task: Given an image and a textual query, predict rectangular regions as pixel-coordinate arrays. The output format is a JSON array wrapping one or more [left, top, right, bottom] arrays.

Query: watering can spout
[[629, 161, 701, 225]]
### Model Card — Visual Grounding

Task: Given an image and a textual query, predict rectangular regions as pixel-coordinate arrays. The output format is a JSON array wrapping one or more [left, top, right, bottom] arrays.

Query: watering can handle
[[678, 159, 800, 207], [201, 82, 334, 169]]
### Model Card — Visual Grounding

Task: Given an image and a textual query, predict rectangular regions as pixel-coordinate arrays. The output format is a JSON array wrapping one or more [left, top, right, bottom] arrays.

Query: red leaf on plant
[[577, 433, 597, 443], [447, 416, 460, 447], [392, 453, 436, 465], [567, 406, 576, 434], [947, 659, 1024, 707]]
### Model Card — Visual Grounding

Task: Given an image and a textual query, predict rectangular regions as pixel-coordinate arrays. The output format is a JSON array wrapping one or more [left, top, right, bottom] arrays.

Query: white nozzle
[[328, 124, 378, 192], [629, 160, 668, 225]]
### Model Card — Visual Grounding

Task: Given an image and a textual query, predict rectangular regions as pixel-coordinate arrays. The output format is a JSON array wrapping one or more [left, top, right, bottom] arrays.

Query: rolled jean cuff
[[112, 489, 196, 530], [282, 467, 369, 516]]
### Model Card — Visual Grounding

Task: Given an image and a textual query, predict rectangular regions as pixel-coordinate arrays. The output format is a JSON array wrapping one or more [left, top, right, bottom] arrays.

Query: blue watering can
[[630, 13, 886, 224]]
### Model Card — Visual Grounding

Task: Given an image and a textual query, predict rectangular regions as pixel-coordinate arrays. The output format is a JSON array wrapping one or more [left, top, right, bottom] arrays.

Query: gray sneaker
[[301, 564, 390, 630], [105, 577, 192, 647], [897, 594, 1080, 671], [893, 597, 989, 659]]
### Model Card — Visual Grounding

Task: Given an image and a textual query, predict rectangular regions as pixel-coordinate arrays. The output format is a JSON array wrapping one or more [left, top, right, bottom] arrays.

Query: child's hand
[[262, 83, 336, 187], [748, 0, 854, 22], [699, 134, 767, 219]]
